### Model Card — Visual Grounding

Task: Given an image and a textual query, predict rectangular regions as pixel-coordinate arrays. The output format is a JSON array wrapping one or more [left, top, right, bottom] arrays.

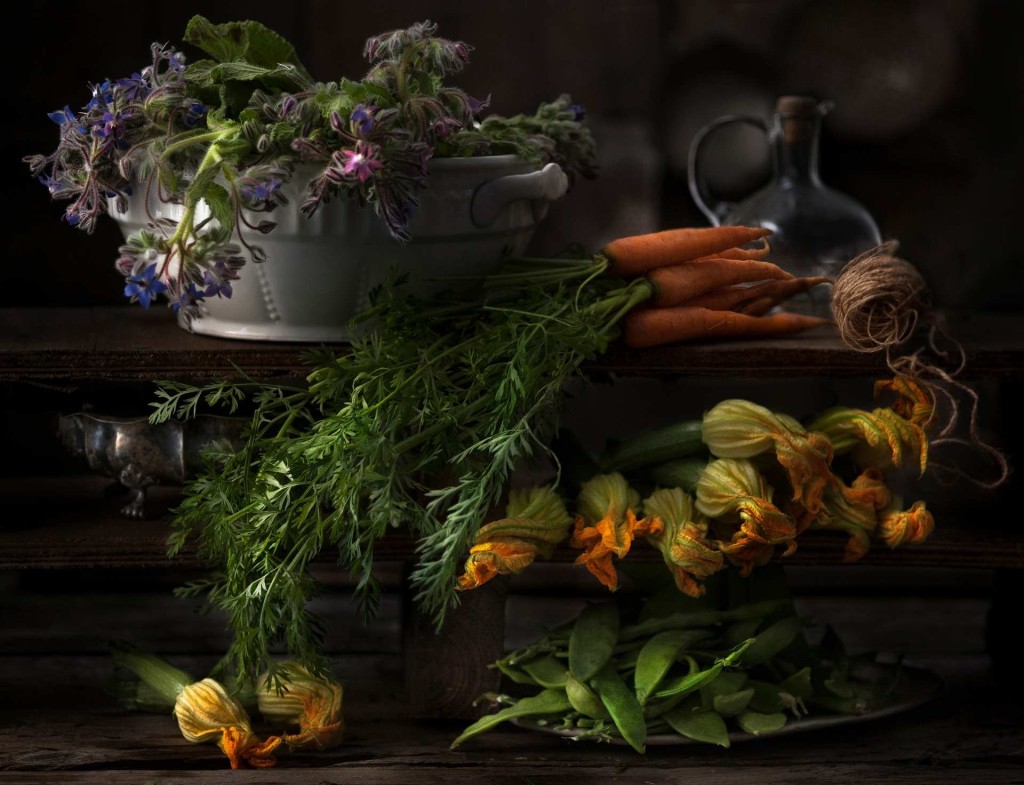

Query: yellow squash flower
[[570, 473, 660, 591], [642, 487, 724, 597], [875, 376, 936, 430], [174, 678, 281, 769], [701, 399, 833, 515], [258, 663, 344, 751], [457, 486, 571, 590], [808, 469, 890, 562], [878, 500, 934, 548], [695, 458, 799, 576], [808, 404, 928, 475]]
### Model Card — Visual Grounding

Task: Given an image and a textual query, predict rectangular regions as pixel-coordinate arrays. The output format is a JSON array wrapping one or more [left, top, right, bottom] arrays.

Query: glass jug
[[688, 96, 881, 316]]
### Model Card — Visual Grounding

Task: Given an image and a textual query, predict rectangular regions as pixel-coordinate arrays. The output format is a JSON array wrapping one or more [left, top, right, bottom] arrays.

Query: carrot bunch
[[600, 226, 831, 348]]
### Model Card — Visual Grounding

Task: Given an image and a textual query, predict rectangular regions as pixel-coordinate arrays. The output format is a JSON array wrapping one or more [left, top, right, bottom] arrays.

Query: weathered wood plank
[[1, 656, 1021, 780], [2, 308, 1021, 382], [3, 476, 1020, 569]]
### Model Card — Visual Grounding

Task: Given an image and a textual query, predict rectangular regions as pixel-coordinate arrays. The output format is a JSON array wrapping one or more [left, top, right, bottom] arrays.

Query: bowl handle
[[471, 163, 569, 228]]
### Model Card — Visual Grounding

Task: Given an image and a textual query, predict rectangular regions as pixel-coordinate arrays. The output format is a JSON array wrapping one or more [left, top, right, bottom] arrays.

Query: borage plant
[[26, 16, 595, 322]]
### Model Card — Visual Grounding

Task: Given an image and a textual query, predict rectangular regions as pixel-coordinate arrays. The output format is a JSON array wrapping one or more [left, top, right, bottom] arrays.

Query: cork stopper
[[776, 95, 821, 142]]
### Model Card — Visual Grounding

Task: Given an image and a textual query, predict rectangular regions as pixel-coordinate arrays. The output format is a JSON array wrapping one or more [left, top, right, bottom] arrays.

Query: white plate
[[511, 662, 943, 746]]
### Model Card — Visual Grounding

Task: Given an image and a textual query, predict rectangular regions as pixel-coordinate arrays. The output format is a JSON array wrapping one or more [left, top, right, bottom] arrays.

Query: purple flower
[[570, 103, 586, 122], [167, 51, 186, 73], [116, 72, 150, 101], [184, 102, 207, 128], [171, 282, 205, 314], [85, 80, 114, 111], [240, 178, 282, 204], [93, 110, 133, 144], [48, 105, 86, 133], [203, 271, 233, 299], [38, 174, 66, 194], [338, 141, 384, 183], [123, 263, 168, 309], [62, 209, 81, 227], [350, 104, 375, 135], [467, 93, 491, 116]]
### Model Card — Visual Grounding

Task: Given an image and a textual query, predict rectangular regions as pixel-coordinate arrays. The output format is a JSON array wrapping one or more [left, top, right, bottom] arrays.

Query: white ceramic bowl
[[110, 155, 568, 342]]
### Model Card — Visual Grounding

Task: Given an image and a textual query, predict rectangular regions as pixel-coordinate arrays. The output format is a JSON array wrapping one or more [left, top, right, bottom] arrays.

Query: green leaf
[[665, 703, 731, 747], [565, 672, 610, 719], [741, 616, 803, 666], [450, 688, 572, 749], [634, 629, 707, 704], [521, 655, 568, 689], [201, 183, 235, 235], [592, 665, 647, 753], [713, 688, 755, 718], [736, 710, 787, 735], [183, 15, 311, 77], [569, 603, 619, 681]]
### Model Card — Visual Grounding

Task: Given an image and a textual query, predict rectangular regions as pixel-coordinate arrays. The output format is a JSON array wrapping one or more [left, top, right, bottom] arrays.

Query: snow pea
[[737, 709, 787, 735], [522, 655, 568, 688], [634, 629, 708, 705], [569, 602, 620, 681], [565, 672, 610, 719], [712, 688, 755, 718], [665, 696, 731, 748], [592, 664, 647, 753], [619, 600, 789, 642], [653, 639, 753, 700], [740, 616, 803, 666], [450, 688, 571, 749]]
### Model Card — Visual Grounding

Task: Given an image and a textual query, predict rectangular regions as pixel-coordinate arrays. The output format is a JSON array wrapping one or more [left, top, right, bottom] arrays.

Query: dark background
[[6, 0, 1024, 311]]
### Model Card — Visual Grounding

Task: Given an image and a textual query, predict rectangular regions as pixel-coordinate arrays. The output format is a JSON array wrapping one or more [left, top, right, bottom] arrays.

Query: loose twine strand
[[831, 240, 1009, 489]]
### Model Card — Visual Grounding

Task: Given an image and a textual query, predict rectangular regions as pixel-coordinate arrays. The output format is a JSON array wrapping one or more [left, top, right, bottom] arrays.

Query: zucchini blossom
[[695, 458, 798, 575], [457, 486, 572, 590], [642, 487, 724, 597], [175, 678, 281, 768], [570, 473, 661, 590], [258, 662, 344, 751], [701, 399, 834, 515]]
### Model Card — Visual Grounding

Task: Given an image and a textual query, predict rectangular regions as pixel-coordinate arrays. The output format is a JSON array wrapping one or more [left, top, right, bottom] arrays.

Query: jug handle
[[687, 115, 768, 226]]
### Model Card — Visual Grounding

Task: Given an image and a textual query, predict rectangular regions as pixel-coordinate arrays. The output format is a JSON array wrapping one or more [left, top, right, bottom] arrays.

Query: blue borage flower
[[350, 105, 375, 135], [123, 263, 168, 309]]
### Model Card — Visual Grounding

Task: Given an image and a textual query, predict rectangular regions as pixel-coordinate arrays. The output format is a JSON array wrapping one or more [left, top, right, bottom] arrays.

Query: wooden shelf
[[2, 476, 1020, 570], [1, 654, 1020, 782], [2, 307, 1023, 383]]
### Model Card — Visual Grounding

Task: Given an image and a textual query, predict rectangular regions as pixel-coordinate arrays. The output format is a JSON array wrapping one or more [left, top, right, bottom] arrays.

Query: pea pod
[[740, 616, 803, 666], [736, 709, 787, 735], [654, 639, 754, 700], [780, 666, 813, 700], [569, 602, 620, 681], [522, 655, 568, 689], [450, 689, 571, 749], [619, 601, 788, 642], [713, 688, 755, 718], [634, 629, 707, 704], [592, 664, 647, 753], [565, 672, 610, 719], [747, 679, 786, 713], [493, 659, 539, 686], [665, 700, 731, 748]]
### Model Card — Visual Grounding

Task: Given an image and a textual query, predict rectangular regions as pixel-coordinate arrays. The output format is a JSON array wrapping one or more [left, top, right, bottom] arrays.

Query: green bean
[[450, 688, 572, 749], [634, 629, 708, 705], [569, 602, 620, 681], [592, 664, 647, 753]]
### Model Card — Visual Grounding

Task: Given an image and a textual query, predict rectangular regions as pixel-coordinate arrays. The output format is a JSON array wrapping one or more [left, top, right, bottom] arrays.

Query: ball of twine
[[831, 240, 930, 353]]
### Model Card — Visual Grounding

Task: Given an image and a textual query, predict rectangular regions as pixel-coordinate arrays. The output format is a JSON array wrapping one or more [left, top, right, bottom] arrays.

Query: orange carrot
[[739, 276, 832, 316], [623, 306, 829, 348], [647, 258, 793, 308], [677, 276, 831, 314], [603, 226, 772, 277], [694, 239, 771, 261]]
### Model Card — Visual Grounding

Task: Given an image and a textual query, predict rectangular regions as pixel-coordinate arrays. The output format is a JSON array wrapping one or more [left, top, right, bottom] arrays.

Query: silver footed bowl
[[57, 412, 246, 519]]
